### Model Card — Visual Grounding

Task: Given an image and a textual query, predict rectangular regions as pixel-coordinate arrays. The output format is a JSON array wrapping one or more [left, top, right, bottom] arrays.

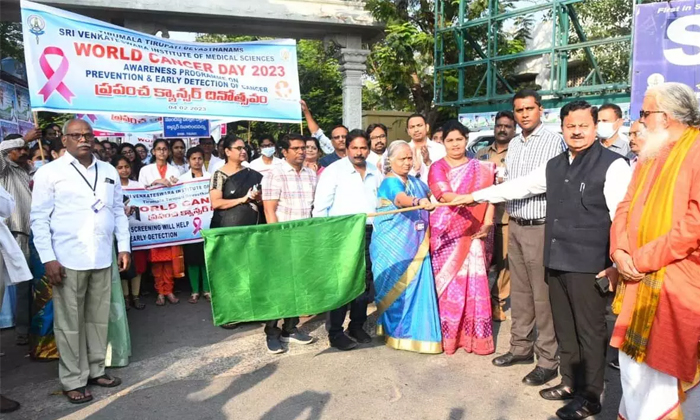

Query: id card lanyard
[[71, 162, 101, 212]]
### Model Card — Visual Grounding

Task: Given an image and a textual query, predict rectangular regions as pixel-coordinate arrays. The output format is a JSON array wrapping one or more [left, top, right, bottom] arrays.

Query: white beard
[[639, 127, 670, 161]]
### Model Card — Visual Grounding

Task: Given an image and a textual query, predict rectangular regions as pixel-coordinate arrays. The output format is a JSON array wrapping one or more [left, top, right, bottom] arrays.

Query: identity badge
[[414, 220, 425, 231], [91, 199, 105, 213]]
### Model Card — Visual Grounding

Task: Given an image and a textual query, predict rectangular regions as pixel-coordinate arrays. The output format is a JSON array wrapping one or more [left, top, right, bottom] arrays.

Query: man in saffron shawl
[[611, 82, 700, 420]]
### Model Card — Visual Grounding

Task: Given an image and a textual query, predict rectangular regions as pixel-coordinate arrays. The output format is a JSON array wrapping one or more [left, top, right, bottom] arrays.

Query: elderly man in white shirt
[[313, 129, 381, 351], [30, 119, 130, 404], [406, 113, 446, 180]]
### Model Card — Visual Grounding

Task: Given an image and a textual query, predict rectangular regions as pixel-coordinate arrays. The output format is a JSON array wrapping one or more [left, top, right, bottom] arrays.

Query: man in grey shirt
[[597, 103, 631, 157]]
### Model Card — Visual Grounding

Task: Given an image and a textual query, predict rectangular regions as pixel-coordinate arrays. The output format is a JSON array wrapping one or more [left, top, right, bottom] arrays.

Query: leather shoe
[[492, 352, 535, 367], [540, 383, 575, 400], [555, 396, 601, 420], [329, 333, 357, 351], [348, 328, 372, 344], [522, 366, 558, 386]]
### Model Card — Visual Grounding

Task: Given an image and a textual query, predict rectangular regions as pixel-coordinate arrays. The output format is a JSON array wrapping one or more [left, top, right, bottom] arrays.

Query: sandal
[[203, 292, 211, 302], [63, 387, 93, 404], [131, 296, 146, 310], [166, 293, 180, 304], [188, 293, 199, 304], [88, 374, 122, 388], [156, 295, 166, 306]]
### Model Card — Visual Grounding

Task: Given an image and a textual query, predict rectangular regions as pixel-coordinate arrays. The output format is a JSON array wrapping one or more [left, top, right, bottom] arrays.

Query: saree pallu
[[28, 238, 58, 360], [106, 251, 131, 367], [370, 176, 442, 354], [428, 158, 495, 355]]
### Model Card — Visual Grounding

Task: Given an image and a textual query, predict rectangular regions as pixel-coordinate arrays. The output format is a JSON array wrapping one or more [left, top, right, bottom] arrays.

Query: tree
[[196, 34, 343, 143], [364, 0, 533, 127], [0, 23, 24, 63]]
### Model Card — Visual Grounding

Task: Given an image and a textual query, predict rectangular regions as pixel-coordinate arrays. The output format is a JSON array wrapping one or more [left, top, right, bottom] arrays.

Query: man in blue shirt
[[313, 129, 381, 350]]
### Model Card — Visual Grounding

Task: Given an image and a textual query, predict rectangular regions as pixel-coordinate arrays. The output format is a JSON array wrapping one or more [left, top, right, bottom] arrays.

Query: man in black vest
[[457, 101, 632, 419]]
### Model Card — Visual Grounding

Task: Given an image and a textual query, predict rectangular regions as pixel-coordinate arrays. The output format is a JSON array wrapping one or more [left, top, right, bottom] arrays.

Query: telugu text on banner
[[123, 179, 213, 250], [20, 0, 302, 122]]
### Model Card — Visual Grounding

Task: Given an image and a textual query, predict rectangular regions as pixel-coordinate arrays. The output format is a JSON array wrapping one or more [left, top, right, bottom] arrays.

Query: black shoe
[[348, 328, 372, 344], [0, 395, 20, 413], [540, 383, 575, 401], [555, 397, 601, 420], [522, 366, 558, 386], [608, 357, 620, 371], [492, 352, 535, 367], [266, 336, 284, 354], [329, 333, 357, 351]]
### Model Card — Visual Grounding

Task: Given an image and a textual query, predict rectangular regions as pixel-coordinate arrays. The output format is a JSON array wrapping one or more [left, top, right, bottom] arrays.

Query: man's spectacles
[[331, 135, 347, 140], [288, 146, 306, 152], [370, 134, 387, 141], [639, 110, 665, 119], [629, 131, 643, 138], [65, 133, 95, 141]]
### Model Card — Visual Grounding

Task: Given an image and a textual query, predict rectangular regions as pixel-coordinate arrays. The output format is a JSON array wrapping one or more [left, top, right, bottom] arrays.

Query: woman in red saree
[[428, 120, 496, 355]]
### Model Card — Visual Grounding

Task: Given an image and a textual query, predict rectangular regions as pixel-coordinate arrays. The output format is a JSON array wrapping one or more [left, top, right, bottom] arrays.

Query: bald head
[[62, 119, 95, 163]]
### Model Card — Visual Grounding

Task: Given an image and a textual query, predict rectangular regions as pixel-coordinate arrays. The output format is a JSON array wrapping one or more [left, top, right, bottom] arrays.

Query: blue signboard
[[163, 117, 210, 138]]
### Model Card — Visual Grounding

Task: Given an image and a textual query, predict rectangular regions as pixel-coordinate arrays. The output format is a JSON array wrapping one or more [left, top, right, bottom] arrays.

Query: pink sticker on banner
[[38, 46, 75, 103]]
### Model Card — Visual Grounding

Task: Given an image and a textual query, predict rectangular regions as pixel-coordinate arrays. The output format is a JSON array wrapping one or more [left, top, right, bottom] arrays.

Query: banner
[[20, 0, 302, 122], [202, 214, 367, 325], [0, 81, 18, 123], [77, 113, 163, 133], [631, 1, 700, 116], [123, 179, 213, 250], [14, 85, 32, 123]]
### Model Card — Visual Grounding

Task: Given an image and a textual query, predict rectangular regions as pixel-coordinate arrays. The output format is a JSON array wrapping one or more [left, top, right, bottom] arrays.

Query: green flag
[[202, 214, 367, 325]]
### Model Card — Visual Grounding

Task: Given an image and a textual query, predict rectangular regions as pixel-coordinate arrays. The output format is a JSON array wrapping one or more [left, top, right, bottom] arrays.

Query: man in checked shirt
[[487, 90, 566, 386]]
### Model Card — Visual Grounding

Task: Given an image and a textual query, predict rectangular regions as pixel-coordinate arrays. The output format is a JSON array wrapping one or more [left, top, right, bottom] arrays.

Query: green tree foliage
[[365, 0, 532, 125], [0, 23, 24, 62], [196, 34, 342, 143]]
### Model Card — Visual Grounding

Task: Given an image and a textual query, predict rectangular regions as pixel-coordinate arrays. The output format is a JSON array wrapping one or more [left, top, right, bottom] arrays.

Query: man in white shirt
[[406, 113, 446, 180], [30, 119, 130, 404], [313, 129, 381, 351], [458, 101, 632, 419], [627, 119, 645, 171], [366, 123, 388, 170], [248, 135, 282, 177]]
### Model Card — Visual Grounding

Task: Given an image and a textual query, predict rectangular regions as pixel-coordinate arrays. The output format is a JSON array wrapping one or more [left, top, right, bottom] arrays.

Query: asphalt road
[[0, 279, 622, 420]]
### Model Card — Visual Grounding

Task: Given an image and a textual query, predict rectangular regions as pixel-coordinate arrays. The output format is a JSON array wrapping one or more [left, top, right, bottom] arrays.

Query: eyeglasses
[[64, 133, 95, 141], [370, 134, 387, 141], [629, 131, 643, 138], [288, 146, 306, 152], [122, 149, 135, 155], [229, 146, 246, 151], [639, 110, 665, 119], [331, 135, 347, 140]]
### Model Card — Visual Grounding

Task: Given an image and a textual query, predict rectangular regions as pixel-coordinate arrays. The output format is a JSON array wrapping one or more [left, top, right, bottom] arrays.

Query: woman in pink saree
[[428, 120, 496, 355]]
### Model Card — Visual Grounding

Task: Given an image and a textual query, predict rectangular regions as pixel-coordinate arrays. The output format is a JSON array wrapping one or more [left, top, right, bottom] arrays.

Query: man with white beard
[[610, 82, 700, 420]]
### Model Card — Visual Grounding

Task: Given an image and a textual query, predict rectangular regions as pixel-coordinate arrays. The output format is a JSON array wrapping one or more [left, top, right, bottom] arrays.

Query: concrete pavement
[[0, 293, 622, 420]]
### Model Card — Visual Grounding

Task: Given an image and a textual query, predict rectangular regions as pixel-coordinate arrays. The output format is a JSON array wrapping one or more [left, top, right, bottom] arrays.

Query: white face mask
[[32, 160, 44, 170], [261, 147, 275, 158], [597, 122, 617, 140]]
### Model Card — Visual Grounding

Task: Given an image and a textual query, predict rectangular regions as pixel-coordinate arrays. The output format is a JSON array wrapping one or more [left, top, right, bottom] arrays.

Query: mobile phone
[[595, 276, 610, 295]]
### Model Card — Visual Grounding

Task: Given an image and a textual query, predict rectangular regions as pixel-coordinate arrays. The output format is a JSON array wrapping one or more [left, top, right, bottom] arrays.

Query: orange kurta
[[610, 131, 700, 383]]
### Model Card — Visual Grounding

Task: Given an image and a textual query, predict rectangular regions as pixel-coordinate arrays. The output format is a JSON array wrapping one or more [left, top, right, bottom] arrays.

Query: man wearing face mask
[[597, 104, 631, 158], [249, 135, 282, 177]]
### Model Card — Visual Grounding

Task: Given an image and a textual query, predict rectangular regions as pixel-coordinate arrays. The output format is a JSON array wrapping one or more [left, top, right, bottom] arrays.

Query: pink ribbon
[[192, 217, 203, 235], [38, 46, 75, 103], [77, 113, 98, 123]]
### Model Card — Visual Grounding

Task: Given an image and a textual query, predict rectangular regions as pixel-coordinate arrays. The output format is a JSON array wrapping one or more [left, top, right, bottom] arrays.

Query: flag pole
[[31, 111, 46, 163], [367, 202, 461, 218]]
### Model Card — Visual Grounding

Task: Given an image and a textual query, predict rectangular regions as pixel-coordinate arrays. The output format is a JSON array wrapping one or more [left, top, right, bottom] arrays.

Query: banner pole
[[31, 111, 46, 163], [300, 120, 304, 135], [247, 121, 251, 143]]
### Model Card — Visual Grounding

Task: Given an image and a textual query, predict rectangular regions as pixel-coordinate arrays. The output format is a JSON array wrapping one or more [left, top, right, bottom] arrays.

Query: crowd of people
[[0, 85, 699, 420]]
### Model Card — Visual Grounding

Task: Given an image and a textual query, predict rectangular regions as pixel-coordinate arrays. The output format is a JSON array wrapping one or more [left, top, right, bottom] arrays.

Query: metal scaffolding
[[434, 0, 644, 110]]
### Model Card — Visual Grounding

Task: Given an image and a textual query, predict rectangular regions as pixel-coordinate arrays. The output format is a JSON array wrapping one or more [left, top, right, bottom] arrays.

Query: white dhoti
[[619, 352, 700, 420]]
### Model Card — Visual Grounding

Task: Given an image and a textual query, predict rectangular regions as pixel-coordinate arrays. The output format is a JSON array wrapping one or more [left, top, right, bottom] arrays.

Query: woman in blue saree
[[370, 141, 443, 354]]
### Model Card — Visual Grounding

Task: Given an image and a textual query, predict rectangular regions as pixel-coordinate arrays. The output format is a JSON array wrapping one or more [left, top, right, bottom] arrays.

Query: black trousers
[[328, 225, 374, 339], [547, 269, 608, 402], [264, 317, 299, 338]]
